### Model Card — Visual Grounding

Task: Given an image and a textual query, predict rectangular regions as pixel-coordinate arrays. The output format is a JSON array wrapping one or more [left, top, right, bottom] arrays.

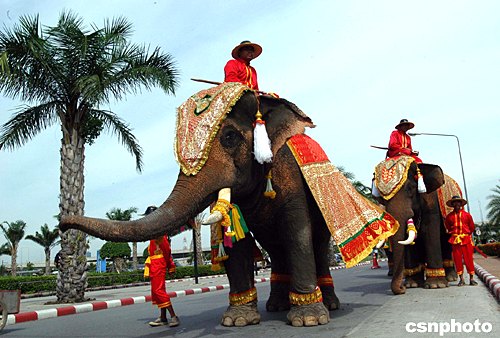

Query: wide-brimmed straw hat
[[141, 205, 157, 216], [446, 195, 467, 207], [231, 40, 262, 59], [395, 119, 415, 130]]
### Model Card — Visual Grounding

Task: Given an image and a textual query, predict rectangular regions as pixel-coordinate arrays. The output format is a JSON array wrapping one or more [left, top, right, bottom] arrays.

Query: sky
[[0, 0, 499, 266]]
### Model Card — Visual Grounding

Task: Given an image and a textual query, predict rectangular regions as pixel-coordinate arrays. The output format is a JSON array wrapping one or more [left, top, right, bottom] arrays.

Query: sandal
[[149, 318, 168, 327], [470, 280, 478, 286], [169, 316, 180, 327], [457, 280, 465, 287]]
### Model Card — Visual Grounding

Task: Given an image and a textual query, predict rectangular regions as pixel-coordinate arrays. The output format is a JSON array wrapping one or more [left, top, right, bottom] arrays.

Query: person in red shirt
[[142, 206, 180, 327], [224, 40, 261, 90], [444, 196, 478, 286], [387, 119, 422, 162], [387, 119, 426, 193]]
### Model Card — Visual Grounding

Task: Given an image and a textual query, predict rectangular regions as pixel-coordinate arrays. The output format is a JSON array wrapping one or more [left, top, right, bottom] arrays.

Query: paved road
[[2, 263, 499, 337]]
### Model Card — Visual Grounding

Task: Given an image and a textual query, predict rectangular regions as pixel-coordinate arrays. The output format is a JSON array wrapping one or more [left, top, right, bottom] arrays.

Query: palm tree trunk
[[45, 248, 51, 275], [132, 242, 138, 271], [194, 226, 203, 265], [57, 131, 88, 303], [11, 246, 17, 277]]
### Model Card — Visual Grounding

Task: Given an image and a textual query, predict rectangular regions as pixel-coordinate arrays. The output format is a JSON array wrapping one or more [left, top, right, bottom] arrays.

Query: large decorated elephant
[[61, 83, 397, 327], [373, 156, 447, 294], [402, 174, 460, 288]]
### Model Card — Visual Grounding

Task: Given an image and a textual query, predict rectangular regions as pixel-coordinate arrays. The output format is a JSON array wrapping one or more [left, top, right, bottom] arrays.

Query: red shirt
[[445, 209, 475, 245], [146, 235, 175, 276], [387, 130, 413, 158], [224, 58, 259, 90]]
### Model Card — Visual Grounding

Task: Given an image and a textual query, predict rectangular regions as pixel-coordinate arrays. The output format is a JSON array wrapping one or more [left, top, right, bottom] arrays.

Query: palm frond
[[0, 102, 60, 150], [89, 109, 144, 171]]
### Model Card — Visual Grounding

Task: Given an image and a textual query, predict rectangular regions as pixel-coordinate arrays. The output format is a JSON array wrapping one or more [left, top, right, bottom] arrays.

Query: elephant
[[401, 174, 461, 288], [373, 156, 450, 294], [61, 83, 396, 327]]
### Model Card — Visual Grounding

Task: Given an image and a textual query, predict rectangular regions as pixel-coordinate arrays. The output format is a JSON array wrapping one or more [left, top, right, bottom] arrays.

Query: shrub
[[477, 242, 500, 257], [0, 264, 225, 294]]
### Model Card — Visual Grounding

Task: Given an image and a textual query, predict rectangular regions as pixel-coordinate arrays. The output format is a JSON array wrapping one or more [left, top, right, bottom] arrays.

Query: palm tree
[[0, 220, 27, 276], [0, 12, 178, 302], [486, 184, 500, 226], [106, 207, 138, 270], [192, 213, 205, 266], [25, 224, 60, 275]]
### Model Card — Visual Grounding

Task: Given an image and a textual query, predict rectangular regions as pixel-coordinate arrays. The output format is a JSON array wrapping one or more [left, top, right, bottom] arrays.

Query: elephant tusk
[[202, 210, 223, 225], [398, 230, 416, 245], [376, 239, 385, 249]]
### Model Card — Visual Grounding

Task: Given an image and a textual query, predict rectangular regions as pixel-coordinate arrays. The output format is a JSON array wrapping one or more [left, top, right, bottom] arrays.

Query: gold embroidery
[[229, 287, 257, 306], [289, 287, 323, 306]]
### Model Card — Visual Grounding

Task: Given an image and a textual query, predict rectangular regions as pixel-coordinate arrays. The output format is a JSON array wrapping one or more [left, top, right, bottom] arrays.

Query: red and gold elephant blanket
[[437, 174, 463, 219], [287, 134, 399, 268]]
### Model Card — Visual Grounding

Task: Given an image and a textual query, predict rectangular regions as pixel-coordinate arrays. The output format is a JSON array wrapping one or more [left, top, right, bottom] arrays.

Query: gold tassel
[[231, 208, 246, 241], [263, 170, 276, 199]]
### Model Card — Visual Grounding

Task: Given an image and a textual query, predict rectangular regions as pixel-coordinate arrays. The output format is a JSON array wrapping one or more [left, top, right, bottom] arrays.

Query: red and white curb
[[6, 278, 270, 326], [475, 263, 500, 302], [6, 261, 374, 326]]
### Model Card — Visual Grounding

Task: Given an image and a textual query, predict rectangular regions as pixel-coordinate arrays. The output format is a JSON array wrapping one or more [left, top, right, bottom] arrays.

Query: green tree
[[0, 220, 26, 276], [337, 166, 375, 201], [100, 242, 131, 273], [25, 224, 60, 275], [106, 207, 138, 270], [486, 184, 500, 227], [0, 12, 178, 302]]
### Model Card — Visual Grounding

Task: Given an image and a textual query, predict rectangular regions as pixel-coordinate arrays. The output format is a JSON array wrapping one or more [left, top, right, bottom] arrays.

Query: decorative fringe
[[289, 287, 323, 306], [229, 287, 257, 306], [253, 111, 273, 164], [264, 170, 276, 199], [416, 167, 427, 193]]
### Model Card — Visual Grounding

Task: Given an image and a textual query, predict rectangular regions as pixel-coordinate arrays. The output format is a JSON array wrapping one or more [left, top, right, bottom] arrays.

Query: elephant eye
[[220, 128, 242, 149]]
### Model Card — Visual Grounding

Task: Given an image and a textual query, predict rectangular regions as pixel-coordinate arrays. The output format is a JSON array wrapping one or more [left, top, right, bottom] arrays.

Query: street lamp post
[[408, 132, 470, 212]]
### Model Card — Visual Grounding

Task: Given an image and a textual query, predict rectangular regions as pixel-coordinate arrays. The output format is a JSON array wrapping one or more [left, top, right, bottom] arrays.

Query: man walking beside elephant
[[445, 196, 478, 286]]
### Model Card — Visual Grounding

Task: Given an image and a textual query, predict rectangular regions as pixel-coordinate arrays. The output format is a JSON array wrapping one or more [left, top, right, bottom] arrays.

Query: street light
[[408, 132, 470, 212]]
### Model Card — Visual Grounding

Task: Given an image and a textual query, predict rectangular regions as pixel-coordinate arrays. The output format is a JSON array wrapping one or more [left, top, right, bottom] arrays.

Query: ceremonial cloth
[[374, 156, 415, 200], [175, 83, 251, 176], [437, 174, 463, 219], [287, 134, 399, 268]]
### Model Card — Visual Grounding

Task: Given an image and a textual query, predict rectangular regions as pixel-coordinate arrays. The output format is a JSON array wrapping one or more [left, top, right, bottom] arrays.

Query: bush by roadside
[[0, 265, 225, 295], [477, 242, 500, 257]]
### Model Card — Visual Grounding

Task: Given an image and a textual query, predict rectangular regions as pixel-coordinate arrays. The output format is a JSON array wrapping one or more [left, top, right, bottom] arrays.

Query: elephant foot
[[287, 303, 330, 327], [424, 277, 448, 289], [221, 301, 261, 327], [404, 273, 425, 288], [445, 268, 458, 282], [266, 290, 290, 312], [391, 277, 406, 295], [319, 285, 340, 311]]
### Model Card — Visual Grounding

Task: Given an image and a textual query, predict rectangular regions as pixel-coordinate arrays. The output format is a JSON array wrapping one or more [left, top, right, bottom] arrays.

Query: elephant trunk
[[60, 172, 215, 242]]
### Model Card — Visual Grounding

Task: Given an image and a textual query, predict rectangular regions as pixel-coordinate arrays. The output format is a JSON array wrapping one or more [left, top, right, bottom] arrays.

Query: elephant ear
[[259, 96, 315, 154], [419, 163, 444, 193]]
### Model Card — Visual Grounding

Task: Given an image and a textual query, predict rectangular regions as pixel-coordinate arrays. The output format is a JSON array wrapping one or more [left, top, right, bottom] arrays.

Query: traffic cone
[[371, 250, 381, 269]]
